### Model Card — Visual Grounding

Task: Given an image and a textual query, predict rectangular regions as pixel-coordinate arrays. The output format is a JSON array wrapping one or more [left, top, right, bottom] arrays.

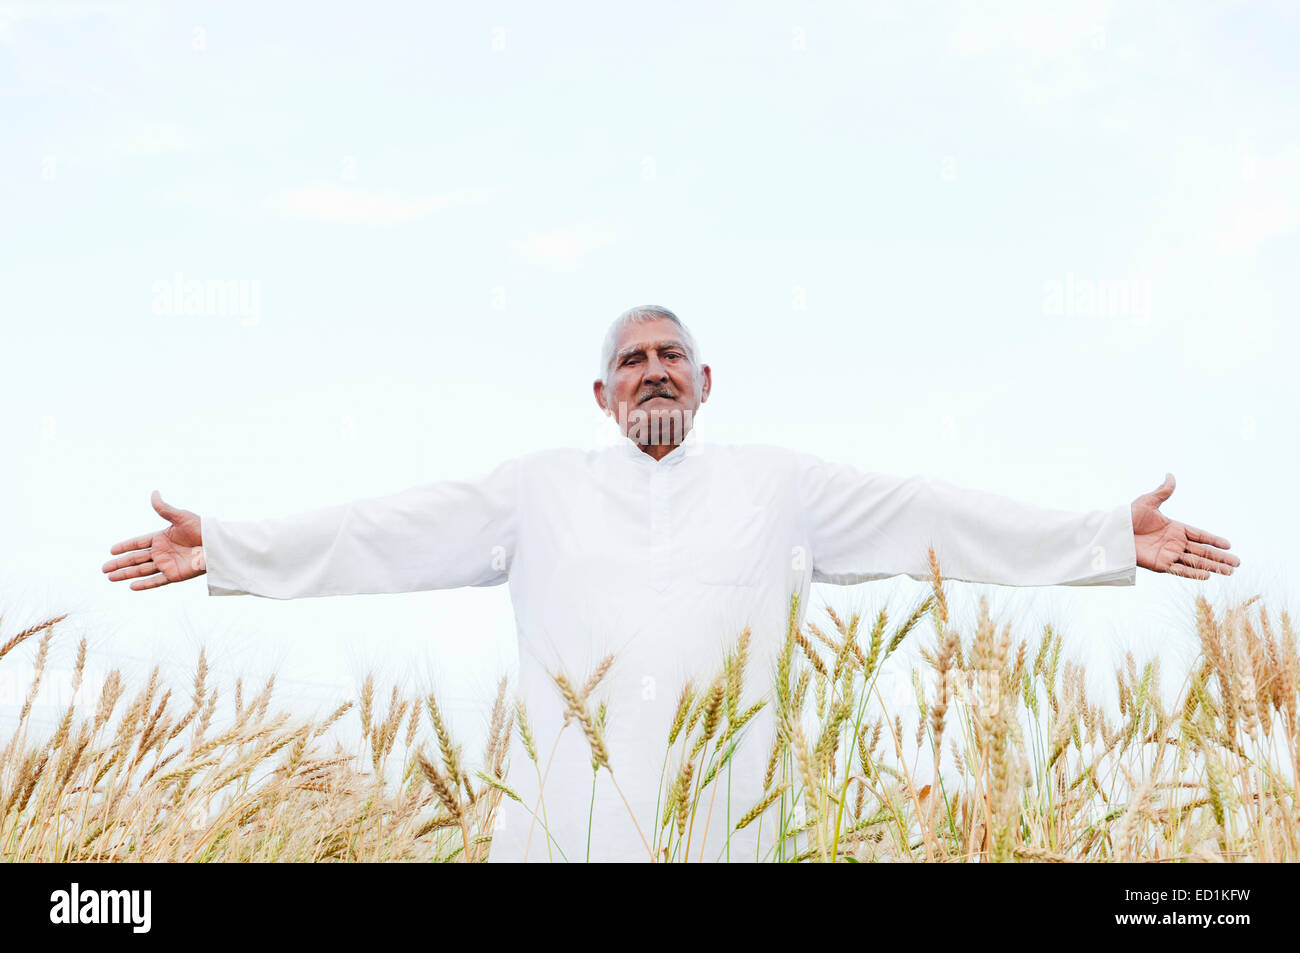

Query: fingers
[[1176, 552, 1234, 576], [1167, 562, 1210, 581], [106, 560, 157, 582], [1186, 541, 1241, 569], [1184, 524, 1232, 550], [102, 549, 154, 574], [109, 532, 156, 556], [129, 572, 171, 591]]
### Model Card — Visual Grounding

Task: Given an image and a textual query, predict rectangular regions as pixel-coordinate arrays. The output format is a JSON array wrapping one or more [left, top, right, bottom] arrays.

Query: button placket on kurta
[[649, 465, 672, 593]]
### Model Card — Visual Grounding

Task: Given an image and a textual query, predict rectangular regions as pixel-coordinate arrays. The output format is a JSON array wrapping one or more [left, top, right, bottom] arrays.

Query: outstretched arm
[[104, 458, 519, 599], [798, 457, 1138, 587]]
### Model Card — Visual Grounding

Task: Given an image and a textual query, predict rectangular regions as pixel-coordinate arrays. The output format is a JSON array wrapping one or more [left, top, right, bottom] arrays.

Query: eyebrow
[[614, 339, 690, 363]]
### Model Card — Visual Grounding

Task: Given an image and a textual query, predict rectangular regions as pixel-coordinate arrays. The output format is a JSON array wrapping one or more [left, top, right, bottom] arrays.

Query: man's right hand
[[102, 490, 206, 591]]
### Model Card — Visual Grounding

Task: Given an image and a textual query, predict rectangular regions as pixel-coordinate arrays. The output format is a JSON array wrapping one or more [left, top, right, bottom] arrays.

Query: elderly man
[[102, 305, 1238, 862]]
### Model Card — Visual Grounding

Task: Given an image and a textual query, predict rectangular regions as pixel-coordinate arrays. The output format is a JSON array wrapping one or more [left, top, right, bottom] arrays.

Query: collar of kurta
[[613, 423, 702, 467]]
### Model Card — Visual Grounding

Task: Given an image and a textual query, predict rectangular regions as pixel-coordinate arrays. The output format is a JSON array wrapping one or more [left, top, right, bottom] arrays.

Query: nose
[[643, 352, 669, 381]]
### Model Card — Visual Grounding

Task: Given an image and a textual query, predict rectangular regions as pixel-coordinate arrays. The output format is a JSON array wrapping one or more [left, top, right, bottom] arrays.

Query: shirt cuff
[[1064, 501, 1137, 587]]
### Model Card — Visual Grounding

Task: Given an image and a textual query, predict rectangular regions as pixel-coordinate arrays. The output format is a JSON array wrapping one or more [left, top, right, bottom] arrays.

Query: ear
[[699, 365, 712, 403], [593, 379, 610, 415]]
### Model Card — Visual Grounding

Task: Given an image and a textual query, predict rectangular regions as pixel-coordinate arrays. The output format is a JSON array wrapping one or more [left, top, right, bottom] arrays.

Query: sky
[[1, 0, 1296, 757]]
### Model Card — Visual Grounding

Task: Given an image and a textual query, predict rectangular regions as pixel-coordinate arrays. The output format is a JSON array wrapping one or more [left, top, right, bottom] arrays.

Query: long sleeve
[[202, 456, 519, 599], [797, 456, 1136, 588]]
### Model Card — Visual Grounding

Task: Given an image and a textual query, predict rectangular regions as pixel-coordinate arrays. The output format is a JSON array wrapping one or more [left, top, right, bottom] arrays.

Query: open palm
[[1131, 473, 1239, 580], [102, 491, 206, 591]]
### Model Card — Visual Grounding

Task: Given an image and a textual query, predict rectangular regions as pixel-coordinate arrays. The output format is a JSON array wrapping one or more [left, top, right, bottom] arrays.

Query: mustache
[[637, 386, 677, 404]]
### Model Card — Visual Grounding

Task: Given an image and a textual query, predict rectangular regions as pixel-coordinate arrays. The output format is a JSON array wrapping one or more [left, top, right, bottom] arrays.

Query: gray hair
[[598, 305, 702, 384]]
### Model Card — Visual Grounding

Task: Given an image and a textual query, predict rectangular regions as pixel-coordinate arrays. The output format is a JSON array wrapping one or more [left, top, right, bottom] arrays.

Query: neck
[[626, 422, 693, 461], [639, 441, 676, 461]]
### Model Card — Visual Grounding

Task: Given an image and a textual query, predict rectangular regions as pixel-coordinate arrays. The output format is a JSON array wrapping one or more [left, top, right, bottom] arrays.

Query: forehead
[[614, 317, 684, 352]]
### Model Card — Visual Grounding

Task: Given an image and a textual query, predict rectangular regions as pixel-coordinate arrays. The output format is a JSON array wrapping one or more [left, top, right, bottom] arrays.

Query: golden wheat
[[0, 545, 1295, 862]]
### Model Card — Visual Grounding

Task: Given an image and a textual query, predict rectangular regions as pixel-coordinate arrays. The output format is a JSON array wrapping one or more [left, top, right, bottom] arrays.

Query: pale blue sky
[[2, 1, 1296, 754]]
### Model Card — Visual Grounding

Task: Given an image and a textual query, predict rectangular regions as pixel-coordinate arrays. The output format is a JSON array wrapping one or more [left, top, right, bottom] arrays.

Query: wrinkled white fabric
[[202, 426, 1136, 862]]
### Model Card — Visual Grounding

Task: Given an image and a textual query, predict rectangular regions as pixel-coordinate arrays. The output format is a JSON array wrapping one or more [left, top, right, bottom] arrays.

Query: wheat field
[[1, 549, 1295, 862]]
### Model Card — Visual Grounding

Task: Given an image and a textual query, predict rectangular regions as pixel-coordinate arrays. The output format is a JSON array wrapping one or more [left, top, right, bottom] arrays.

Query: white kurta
[[202, 427, 1136, 862]]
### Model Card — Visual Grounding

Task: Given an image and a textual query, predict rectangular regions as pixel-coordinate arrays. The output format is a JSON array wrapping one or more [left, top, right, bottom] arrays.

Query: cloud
[[265, 184, 495, 224], [1098, 142, 1299, 375], [1211, 151, 1300, 257], [947, 0, 1113, 57], [946, 0, 1117, 106], [0, 1, 123, 47], [510, 223, 617, 271], [110, 121, 191, 156]]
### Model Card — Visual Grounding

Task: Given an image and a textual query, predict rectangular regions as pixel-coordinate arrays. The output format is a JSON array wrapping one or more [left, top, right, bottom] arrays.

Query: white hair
[[599, 305, 702, 384]]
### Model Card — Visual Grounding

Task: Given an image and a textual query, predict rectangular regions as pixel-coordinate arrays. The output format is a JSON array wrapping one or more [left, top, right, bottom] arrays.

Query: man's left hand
[[1131, 473, 1239, 580]]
